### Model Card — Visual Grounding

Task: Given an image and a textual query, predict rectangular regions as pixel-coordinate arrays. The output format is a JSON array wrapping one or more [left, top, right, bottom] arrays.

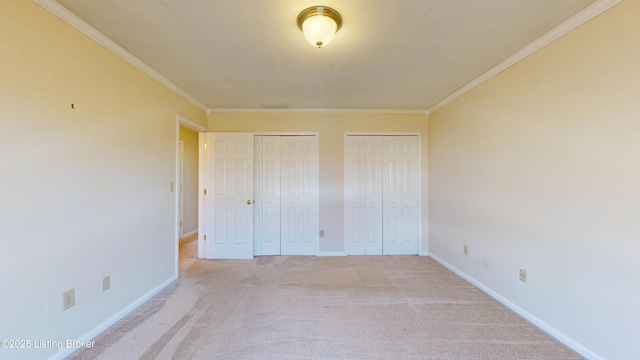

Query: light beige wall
[[180, 126, 199, 236], [428, 1, 639, 359], [0, 2, 206, 359], [209, 112, 429, 253]]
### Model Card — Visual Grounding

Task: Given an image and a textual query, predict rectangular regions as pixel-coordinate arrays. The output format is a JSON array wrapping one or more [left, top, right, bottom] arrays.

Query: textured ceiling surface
[[57, 0, 595, 110]]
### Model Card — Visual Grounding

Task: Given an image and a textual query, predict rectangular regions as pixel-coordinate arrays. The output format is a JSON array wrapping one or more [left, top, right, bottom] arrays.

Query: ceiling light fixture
[[297, 6, 342, 48]]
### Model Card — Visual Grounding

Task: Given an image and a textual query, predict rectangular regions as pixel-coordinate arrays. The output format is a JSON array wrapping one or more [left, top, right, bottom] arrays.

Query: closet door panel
[[254, 136, 281, 256], [345, 136, 383, 255], [382, 136, 419, 255], [281, 136, 317, 255]]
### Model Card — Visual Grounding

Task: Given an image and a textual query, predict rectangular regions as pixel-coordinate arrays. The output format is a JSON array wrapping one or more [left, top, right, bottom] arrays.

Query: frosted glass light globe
[[302, 14, 338, 48]]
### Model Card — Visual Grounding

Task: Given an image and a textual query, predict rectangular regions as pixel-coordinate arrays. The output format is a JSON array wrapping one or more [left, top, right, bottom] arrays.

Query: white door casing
[[254, 136, 281, 256], [179, 140, 184, 238], [178, 114, 207, 273], [203, 132, 254, 259], [345, 136, 383, 255]]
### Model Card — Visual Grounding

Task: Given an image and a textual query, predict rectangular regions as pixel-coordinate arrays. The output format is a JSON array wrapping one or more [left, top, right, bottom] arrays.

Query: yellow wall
[[428, 1, 639, 358], [180, 125, 199, 235], [209, 112, 429, 253], [0, 1, 206, 359]]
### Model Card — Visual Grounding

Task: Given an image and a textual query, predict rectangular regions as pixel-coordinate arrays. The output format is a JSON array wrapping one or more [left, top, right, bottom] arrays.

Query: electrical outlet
[[463, 244, 469, 256], [519, 269, 527, 283], [102, 276, 110, 292], [63, 289, 75, 310], [319, 230, 325, 238]]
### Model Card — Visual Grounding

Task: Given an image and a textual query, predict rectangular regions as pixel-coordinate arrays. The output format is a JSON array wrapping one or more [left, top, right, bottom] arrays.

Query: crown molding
[[427, 0, 622, 114], [34, 0, 617, 117], [208, 108, 429, 116], [33, 0, 207, 111]]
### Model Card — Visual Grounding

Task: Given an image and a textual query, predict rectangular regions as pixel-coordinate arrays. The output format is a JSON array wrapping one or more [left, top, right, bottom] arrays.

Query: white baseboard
[[180, 229, 197, 239], [316, 251, 347, 257], [317, 252, 428, 257], [47, 276, 178, 360], [428, 254, 603, 360]]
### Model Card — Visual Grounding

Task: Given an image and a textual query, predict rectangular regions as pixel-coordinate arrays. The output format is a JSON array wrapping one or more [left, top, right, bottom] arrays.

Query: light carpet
[[69, 240, 581, 359]]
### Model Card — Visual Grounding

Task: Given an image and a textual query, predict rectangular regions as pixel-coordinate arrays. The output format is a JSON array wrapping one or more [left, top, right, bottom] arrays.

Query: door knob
[[247, 200, 253, 204]]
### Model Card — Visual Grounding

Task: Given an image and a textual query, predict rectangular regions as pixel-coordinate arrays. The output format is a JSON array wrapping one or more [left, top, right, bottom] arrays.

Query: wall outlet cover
[[63, 288, 75, 310], [519, 269, 527, 283]]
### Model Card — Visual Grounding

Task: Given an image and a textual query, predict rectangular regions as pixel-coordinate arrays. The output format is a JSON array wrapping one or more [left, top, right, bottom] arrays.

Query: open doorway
[[175, 115, 207, 276]]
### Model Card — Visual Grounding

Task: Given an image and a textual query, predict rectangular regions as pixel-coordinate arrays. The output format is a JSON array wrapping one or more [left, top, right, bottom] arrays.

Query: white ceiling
[[53, 0, 597, 111]]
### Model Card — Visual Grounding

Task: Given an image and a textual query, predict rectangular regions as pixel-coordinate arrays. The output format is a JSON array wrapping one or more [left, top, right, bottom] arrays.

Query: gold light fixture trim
[[297, 6, 343, 48]]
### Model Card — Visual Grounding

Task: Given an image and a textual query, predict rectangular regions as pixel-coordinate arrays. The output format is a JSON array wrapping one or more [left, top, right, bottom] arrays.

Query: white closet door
[[204, 132, 254, 259], [281, 136, 317, 255], [345, 136, 383, 255], [382, 136, 419, 255], [254, 136, 281, 256]]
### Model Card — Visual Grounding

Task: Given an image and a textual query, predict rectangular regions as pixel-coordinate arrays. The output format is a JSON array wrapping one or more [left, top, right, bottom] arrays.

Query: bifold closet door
[[281, 136, 317, 255], [254, 135, 318, 256], [254, 136, 281, 256], [345, 135, 419, 255], [345, 136, 383, 255], [382, 136, 419, 255]]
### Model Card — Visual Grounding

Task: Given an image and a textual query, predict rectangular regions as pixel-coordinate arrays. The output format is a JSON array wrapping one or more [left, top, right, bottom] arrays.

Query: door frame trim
[[179, 140, 184, 238], [344, 132, 423, 256], [175, 114, 207, 277]]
